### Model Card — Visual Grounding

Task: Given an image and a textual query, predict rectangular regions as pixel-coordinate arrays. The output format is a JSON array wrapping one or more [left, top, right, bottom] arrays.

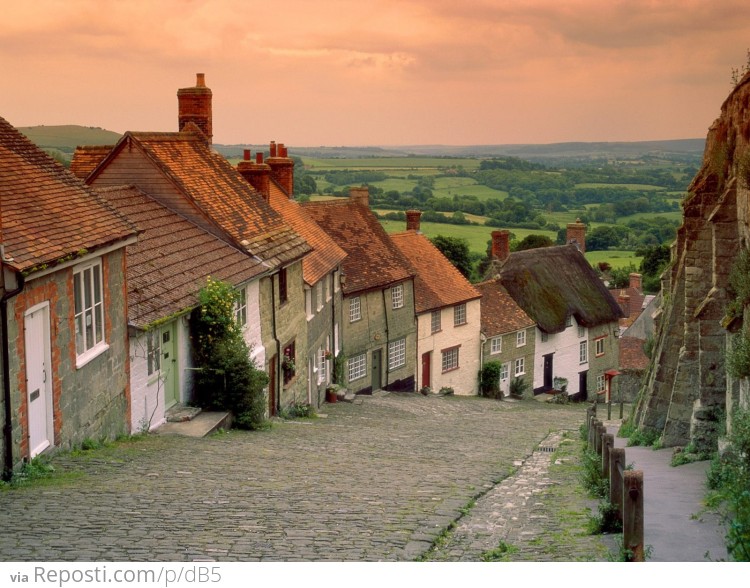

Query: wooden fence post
[[610, 448, 625, 520], [595, 423, 605, 455], [623, 470, 644, 562], [589, 418, 600, 448], [602, 434, 614, 479]]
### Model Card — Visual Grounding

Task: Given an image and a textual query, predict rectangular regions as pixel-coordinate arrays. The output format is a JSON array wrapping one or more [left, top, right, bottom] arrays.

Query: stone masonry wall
[[634, 72, 750, 449]]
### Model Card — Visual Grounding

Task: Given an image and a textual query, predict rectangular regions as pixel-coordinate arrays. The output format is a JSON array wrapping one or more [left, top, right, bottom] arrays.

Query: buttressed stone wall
[[634, 71, 750, 451]]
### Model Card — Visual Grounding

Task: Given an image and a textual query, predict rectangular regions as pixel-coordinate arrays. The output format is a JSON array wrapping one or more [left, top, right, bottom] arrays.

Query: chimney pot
[[256, 152, 264, 164], [178, 73, 213, 146], [243, 149, 251, 161], [491, 230, 510, 262], [629, 273, 642, 291], [270, 141, 277, 157], [196, 73, 206, 87], [406, 210, 422, 231]]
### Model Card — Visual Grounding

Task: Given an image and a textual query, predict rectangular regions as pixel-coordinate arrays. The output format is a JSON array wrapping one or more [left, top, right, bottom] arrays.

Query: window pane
[[85, 309, 94, 351], [94, 302, 103, 345], [83, 268, 92, 310], [75, 314, 84, 356]]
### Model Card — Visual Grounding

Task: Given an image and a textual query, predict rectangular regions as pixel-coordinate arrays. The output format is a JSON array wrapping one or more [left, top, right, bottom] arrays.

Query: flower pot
[[326, 389, 337, 403]]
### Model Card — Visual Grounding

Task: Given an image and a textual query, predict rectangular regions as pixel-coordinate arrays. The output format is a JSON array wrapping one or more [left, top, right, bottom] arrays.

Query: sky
[[1, 0, 750, 146]]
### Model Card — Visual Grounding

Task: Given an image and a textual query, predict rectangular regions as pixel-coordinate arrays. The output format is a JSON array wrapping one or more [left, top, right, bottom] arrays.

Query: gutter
[[2, 263, 25, 481], [270, 273, 281, 416], [381, 288, 390, 390]]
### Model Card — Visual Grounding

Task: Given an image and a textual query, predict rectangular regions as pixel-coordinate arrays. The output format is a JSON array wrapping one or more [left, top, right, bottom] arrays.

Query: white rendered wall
[[533, 319, 589, 395], [417, 299, 481, 395]]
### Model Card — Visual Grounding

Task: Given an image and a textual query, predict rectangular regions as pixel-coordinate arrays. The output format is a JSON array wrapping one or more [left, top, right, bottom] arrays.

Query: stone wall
[[634, 72, 750, 449]]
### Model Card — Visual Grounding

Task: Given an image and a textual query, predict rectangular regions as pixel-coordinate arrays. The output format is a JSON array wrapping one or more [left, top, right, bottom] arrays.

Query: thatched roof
[[496, 244, 624, 333]]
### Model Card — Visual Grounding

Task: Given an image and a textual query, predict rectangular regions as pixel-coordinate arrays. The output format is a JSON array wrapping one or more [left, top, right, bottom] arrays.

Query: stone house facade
[[72, 74, 311, 417], [475, 278, 537, 396], [1, 116, 138, 475], [304, 189, 417, 394], [487, 230, 623, 400]]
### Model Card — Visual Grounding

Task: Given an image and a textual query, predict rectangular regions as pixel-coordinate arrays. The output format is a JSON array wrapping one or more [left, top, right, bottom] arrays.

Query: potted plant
[[553, 377, 568, 394]]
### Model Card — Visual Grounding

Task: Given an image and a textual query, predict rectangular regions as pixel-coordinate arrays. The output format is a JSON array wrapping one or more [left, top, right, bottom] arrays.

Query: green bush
[[191, 278, 269, 430], [479, 361, 503, 399], [726, 332, 750, 379], [579, 448, 608, 499], [509, 376, 529, 398], [708, 407, 750, 560]]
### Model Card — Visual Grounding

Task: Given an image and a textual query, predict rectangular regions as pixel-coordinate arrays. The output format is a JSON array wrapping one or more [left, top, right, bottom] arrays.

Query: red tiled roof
[[609, 286, 646, 325], [302, 197, 413, 294], [91, 131, 310, 270], [0, 116, 137, 273], [268, 182, 346, 286], [619, 336, 649, 371], [98, 185, 267, 329], [475, 278, 536, 336], [70, 145, 114, 179], [390, 230, 480, 313]]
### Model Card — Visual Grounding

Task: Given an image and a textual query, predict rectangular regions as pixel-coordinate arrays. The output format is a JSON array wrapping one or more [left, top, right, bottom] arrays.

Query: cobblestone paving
[[427, 431, 609, 562], [0, 393, 601, 562]]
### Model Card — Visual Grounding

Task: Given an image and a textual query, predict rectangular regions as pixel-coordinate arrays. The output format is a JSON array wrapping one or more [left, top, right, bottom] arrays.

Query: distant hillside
[[18, 125, 121, 154], [18, 125, 705, 165]]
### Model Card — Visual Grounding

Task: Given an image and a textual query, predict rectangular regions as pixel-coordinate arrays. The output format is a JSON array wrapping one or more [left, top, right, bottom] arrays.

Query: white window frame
[[234, 285, 247, 328], [348, 353, 367, 382], [454, 303, 467, 326], [596, 374, 606, 393], [490, 337, 502, 354], [305, 287, 313, 321], [516, 330, 526, 347], [578, 325, 585, 338], [388, 338, 406, 370], [541, 331, 549, 343], [349, 296, 361, 322], [319, 347, 327, 384], [595, 337, 605, 357], [316, 281, 324, 312], [580, 340, 588, 364], [392, 284, 404, 310], [514, 357, 525, 376], [74, 258, 108, 366], [441, 346, 459, 372], [146, 330, 161, 377], [565, 315, 573, 328], [431, 310, 441, 334]]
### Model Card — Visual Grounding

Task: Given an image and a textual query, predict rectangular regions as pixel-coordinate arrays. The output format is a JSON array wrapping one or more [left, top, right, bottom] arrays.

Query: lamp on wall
[[339, 273, 347, 288]]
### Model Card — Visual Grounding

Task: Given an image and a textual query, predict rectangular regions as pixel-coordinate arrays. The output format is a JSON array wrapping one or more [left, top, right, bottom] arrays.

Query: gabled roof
[[496, 244, 624, 333], [475, 278, 535, 337], [0, 116, 137, 273], [88, 131, 310, 270], [70, 145, 113, 179], [98, 185, 266, 329], [268, 181, 346, 286], [302, 197, 413, 295], [619, 336, 649, 371], [609, 285, 646, 326], [390, 229, 480, 313]]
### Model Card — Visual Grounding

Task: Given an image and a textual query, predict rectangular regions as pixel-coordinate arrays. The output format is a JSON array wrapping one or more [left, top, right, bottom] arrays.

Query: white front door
[[25, 302, 53, 457]]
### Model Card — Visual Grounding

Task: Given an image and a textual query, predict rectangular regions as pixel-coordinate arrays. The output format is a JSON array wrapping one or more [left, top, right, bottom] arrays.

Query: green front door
[[161, 324, 179, 408]]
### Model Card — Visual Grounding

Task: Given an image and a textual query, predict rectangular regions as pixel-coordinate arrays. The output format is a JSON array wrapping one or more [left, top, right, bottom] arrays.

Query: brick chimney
[[177, 73, 212, 146], [491, 230, 510, 262], [629, 273, 642, 291], [406, 210, 421, 231], [566, 218, 586, 252], [349, 186, 369, 206], [237, 150, 271, 201], [618, 291, 631, 317], [266, 141, 294, 197]]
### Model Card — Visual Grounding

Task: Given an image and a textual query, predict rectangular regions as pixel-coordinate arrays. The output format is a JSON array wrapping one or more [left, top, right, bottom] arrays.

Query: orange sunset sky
[[2, 0, 750, 146]]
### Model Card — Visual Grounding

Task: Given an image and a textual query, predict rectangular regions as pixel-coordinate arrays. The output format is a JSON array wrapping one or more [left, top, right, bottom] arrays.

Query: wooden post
[[595, 423, 606, 456], [610, 448, 625, 519], [623, 470, 644, 561], [602, 434, 614, 479], [589, 418, 600, 448]]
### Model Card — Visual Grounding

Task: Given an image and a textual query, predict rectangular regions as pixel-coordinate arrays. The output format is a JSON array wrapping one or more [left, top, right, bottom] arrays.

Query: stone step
[[165, 404, 202, 422], [155, 411, 232, 438]]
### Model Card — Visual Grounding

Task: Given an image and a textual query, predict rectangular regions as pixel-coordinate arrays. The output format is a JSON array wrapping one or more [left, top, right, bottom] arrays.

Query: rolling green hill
[[17, 125, 121, 154]]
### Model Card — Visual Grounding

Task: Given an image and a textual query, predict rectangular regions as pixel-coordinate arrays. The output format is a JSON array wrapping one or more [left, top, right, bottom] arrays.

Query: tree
[[514, 234, 554, 251], [430, 235, 473, 280]]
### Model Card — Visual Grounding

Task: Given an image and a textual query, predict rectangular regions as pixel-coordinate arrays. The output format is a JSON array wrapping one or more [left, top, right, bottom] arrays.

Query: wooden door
[[421, 352, 431, 389], [160, 325, 178, 408], [544, 354, 553, 389], [372, 349, 382, 391], [25, 303, 53, 457]]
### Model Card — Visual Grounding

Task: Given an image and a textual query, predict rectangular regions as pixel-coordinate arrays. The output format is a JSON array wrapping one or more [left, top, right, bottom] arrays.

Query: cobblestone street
[[0, 393, 604, 562]]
